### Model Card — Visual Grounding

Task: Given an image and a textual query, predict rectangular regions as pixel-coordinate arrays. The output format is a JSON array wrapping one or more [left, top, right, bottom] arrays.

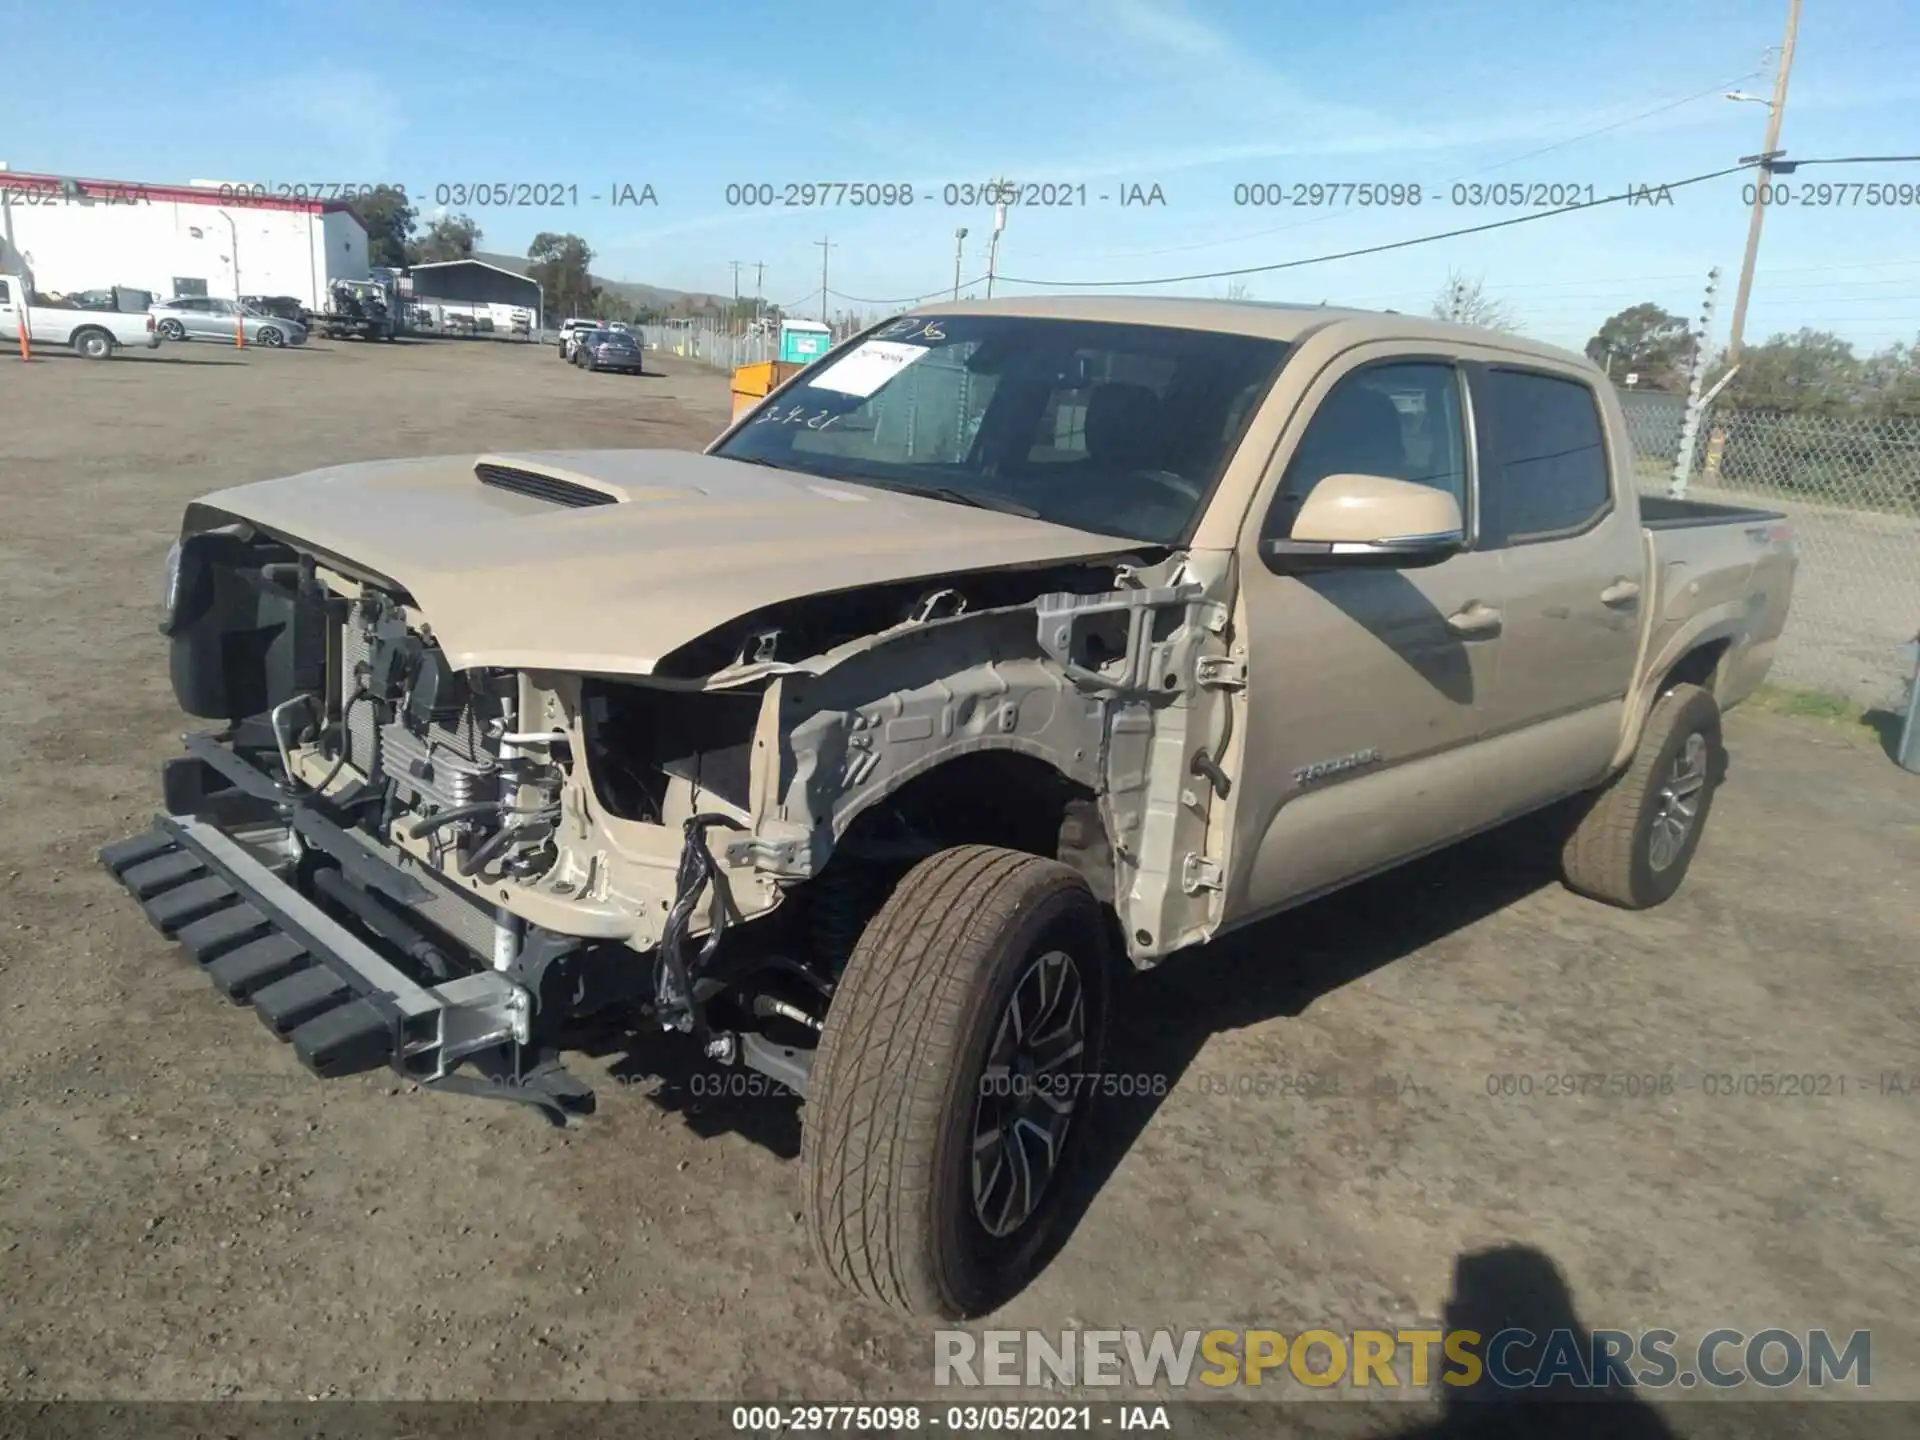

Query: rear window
[[1476, 369, 1612, 545]]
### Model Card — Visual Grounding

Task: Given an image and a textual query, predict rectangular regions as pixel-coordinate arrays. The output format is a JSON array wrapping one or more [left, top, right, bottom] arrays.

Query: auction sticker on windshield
[[809, 339, 930, 397]]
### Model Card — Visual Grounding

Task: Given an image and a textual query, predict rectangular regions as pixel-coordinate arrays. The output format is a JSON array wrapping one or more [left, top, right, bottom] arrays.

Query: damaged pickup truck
[[104, 298, 1795, 1318]]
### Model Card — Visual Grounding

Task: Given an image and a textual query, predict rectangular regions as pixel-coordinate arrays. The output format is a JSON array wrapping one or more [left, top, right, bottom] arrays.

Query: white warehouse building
[[0, 167, 370, 310]]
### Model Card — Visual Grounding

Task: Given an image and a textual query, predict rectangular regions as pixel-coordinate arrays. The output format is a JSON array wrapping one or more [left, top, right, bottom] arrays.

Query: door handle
[[1446, 602, 1502, 637], [1600, 579, 1642, 607]]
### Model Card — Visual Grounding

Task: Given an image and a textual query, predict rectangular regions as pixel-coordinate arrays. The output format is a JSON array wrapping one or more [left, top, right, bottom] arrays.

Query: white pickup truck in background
[[0, 271, 160, 359]]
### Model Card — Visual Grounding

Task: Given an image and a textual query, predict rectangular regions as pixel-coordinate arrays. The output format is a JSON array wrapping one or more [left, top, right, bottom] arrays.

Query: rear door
[[1467, 362, 1645, 809]]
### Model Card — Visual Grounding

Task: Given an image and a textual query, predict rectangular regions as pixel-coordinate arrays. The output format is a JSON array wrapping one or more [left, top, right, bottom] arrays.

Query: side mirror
[[1262, 473, 1466, 570]]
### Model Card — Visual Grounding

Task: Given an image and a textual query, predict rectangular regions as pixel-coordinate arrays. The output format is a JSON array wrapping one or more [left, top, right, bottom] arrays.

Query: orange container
[[730, 360, 807, 420]]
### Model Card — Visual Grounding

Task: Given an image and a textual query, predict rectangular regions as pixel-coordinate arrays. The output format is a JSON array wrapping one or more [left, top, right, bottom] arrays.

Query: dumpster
[[730, 360, 809, 421]]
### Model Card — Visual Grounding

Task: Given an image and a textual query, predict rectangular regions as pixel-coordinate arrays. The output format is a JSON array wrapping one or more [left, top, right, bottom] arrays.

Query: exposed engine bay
[[147, 510, 1230, 1119]]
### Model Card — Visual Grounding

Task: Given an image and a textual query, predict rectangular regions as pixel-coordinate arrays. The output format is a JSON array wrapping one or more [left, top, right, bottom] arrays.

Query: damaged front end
[[108, 512, 1241, 1122]]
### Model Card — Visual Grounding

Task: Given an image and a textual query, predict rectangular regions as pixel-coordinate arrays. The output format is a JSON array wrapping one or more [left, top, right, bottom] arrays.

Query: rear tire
[[156, 318, 186, 341], [1560, 682, 1722, 909], [73, 328, 114, 360], [802, 844, 1111, 1319]]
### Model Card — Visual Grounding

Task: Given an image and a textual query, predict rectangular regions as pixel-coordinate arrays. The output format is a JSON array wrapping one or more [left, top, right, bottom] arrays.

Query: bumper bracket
[[100, 811, 588, 1123]]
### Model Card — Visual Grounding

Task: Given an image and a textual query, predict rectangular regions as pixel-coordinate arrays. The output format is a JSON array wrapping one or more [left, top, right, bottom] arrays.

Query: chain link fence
[[1620, 391, 1920, 710], [641, 320, 777, 371]]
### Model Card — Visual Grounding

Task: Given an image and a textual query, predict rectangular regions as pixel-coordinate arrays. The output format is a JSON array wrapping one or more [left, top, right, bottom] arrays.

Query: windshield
[[712, 314, 1289, 544]]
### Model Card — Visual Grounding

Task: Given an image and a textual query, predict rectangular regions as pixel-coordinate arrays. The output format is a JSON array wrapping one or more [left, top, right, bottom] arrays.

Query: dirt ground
[[2, 336, 1917, 1417]]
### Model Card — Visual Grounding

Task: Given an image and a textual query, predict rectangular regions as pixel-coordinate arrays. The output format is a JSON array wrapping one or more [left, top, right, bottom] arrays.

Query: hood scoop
[[475, 461, 620, 509]]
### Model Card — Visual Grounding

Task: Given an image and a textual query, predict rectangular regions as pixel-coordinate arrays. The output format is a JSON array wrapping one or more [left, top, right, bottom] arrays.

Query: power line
[[1050, 68, 1768, 265], [995, 163, 1758, 290], [1784, 153, 1920, 167], [828, 275, 990, 306], [1453, 71, 1768, 177], [991, 152, 1920, 294]]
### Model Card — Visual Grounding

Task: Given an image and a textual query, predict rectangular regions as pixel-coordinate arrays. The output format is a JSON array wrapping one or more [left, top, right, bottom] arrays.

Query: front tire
[[258, 326, 284, 347], [803, 845, 1111, 1319], [1560, 682, 1723, 909]]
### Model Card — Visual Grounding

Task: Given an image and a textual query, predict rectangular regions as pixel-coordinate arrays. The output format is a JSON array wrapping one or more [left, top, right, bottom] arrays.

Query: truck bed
[[1638, 496, 1796, 712], [1640, 494, 1785, 529]]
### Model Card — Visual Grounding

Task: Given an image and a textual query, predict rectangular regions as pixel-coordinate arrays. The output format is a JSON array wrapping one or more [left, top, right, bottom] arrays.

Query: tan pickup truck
[[104, 297, 1795, 1318]]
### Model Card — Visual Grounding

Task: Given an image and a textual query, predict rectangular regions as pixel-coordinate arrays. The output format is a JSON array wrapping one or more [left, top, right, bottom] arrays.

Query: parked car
[[152, 296, 307, 347], [104, 298, 1795, 1322], [573, 325, 645, 373], [556, 317, 601, 361], [0, 272, 159, 358]]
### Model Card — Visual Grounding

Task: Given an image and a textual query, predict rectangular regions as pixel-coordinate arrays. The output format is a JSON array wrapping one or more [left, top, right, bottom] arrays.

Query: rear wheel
[[1560, 682, 1722, 909], [802, 845, 1111, 1319], [156, 318, 185, 341], [73, 328, 114, 360]]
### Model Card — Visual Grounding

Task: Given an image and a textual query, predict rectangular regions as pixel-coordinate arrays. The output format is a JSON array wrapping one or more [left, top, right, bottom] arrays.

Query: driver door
[[1222, 349, 1505, 922]]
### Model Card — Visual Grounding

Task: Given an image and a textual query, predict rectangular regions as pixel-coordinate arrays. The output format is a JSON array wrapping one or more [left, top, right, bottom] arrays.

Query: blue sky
[[4, 0, 1918, 351]]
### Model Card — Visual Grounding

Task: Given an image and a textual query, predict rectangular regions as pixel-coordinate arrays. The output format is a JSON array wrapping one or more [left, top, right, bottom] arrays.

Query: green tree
[[1585, 303, 1692, 390], [348, 186, 416, 268], [1859, 335, 1920, 416], [410, 214, 482, 264], [527, 232, 595, 318], [1725, 329, 1863, 414]]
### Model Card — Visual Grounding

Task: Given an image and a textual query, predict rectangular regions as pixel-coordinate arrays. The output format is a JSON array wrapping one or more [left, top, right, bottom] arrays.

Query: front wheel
[[802, 845, 1111, 1319], [1560, 682, 1723, 909], [257, 326, 284, 347]]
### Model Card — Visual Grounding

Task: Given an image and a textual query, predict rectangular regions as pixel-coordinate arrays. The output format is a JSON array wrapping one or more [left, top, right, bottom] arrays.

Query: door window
[[1475, 369, 1611, 546], [1264, 361, 1466, 539]]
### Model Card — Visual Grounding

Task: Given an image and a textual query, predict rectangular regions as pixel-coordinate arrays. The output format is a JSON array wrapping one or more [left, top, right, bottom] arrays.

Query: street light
[[215, 208, 244, 348], [984, 198, 1007, 299], [1724, 90, 1770, 107]]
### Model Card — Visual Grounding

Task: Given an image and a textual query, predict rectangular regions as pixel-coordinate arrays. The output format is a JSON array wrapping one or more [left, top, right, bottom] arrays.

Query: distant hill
[[472, 252, 730, 316]]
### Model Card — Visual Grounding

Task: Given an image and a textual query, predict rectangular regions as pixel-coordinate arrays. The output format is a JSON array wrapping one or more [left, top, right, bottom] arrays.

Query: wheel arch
[[1612, 613, 1740, 771]]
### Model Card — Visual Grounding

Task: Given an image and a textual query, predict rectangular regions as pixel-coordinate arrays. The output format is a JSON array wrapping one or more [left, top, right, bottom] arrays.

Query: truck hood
[[191, 450, 1139, 676]]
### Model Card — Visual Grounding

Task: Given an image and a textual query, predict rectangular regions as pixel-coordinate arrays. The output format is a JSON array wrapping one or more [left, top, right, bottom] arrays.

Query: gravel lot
[[1, 337, 1916, 1423]]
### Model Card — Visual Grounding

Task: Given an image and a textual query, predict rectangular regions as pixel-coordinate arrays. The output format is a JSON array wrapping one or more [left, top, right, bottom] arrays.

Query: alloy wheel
[[970, 948, 1087, 1238], [1648, 732, 1708, 872]]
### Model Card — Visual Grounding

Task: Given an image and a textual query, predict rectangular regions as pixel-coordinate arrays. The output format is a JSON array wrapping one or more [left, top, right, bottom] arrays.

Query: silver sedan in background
[[151, 296, 308, 347]]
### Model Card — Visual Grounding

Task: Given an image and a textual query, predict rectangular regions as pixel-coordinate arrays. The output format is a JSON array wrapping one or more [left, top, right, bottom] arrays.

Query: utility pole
[[729, 260, 743, 333], [753, 261, 764, 327], [1727, 0, 1802, 362], [952, 227, 968, 301], [814, 236, 835, 329]]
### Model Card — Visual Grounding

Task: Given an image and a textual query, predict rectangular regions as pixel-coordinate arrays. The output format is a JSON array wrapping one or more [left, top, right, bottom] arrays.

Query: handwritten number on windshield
[[755, 404, 841, 429], [875, 317, 945, 343]]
